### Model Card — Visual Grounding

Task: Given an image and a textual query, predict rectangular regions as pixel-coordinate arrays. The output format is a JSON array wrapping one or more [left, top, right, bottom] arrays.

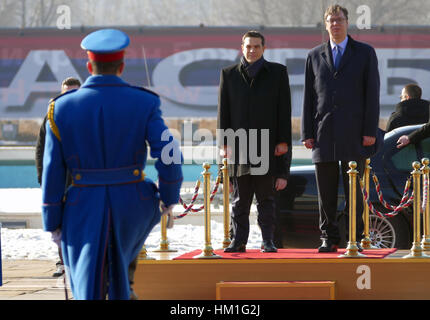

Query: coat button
[[133, 169, 140, 176], [75, 174, 82, 181], [333, 72, 338, 79]]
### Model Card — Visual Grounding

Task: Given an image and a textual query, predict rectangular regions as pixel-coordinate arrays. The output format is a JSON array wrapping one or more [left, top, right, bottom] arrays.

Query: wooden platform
[[134, 250, 430, 300]]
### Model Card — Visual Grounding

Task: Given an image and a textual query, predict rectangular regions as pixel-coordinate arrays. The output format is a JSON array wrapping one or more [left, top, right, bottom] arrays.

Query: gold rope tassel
[[339, 161, 367, 258], [222, 158, 231, 249], [403, 161, 430, 258], [194, 163, 222, 259]]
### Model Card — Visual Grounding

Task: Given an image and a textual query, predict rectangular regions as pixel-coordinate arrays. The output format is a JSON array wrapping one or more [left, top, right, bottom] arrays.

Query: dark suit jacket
[[217, 59, 292, 178], [35, 115, 72, 187], [35, 115, 48, 185], [301, 35, 380, 163], [386, 98, 429, 132]]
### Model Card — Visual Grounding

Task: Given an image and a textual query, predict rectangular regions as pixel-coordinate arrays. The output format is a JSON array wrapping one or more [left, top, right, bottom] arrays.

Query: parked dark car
[[275, 125, 430, 249]]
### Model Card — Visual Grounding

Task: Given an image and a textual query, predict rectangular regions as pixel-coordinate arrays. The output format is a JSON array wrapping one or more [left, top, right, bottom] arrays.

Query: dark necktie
[[334, 45, 342, 70]]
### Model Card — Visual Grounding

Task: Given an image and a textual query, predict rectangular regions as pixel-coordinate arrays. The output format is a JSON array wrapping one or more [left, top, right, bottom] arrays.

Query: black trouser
[[230, 174, 276, 244], [102, 256, 138, 300], [315, 160, 365, 245]]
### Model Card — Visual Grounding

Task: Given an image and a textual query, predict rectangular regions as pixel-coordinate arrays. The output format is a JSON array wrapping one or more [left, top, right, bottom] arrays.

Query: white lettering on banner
[[377, 49, 430, 105], [151, 47, 430, 109], [265, 48, 307, 86], [152, 48, 238, 106], [1, 48, 430, 118], [356, 265, 371, 290], [0, 50, 81, 114]]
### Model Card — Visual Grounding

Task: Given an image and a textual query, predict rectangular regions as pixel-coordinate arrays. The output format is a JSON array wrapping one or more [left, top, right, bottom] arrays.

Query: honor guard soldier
[[41, 29, 183, 300]]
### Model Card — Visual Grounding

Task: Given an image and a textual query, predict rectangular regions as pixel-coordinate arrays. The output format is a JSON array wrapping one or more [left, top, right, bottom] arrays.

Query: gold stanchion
[[361, 159, 378, 249], [403, 161, 430, 258], [339, 161, 367, 258], [138, 244, 155, 260], [153, 213, 177, 252], [194, 163, 222, 259], [222, 158, 231, 249], [421, 158, 430, 252]]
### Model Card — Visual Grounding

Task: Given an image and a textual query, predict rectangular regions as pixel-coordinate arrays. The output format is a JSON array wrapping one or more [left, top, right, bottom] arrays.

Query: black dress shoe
[[224, 241, 246, 253], [318, 240, 338, 253], [261, 240, 277, 253]]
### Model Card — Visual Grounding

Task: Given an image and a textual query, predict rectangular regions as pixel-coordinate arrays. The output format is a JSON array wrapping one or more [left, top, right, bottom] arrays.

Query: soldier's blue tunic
[[41, 74, 183, 299]]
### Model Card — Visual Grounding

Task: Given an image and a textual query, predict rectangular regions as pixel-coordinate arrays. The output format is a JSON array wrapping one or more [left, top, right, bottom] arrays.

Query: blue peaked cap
[[81, 29, 130, 54]]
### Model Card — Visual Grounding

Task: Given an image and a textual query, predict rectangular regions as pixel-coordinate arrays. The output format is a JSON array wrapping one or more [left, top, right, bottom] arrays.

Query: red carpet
[[173, 248, 397, 260]]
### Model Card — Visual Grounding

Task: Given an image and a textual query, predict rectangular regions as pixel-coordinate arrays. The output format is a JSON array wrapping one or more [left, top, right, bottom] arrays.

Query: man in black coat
[[386, 84, 429, 132], [301, 5, 380, 252], [35, 77, 80, 277], [35, 77, 81, 186], [218, 30, 292, 253]]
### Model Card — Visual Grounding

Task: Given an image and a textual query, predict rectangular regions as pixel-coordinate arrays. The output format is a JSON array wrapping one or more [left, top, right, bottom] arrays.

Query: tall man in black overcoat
[[218, 30, 292, 253], [301, 5, 380, 252]]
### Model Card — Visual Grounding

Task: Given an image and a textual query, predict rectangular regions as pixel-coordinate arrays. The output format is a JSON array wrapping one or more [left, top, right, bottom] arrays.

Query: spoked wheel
[[369, 214, 396, 248]]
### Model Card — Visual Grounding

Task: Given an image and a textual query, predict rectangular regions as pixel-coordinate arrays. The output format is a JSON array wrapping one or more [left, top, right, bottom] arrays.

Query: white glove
[[161, 204, 175, 229], [51, 228, 62, 246]]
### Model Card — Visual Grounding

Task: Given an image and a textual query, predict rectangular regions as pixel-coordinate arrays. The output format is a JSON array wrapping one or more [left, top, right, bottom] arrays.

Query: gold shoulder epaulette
[[47, 100, 61, 142]]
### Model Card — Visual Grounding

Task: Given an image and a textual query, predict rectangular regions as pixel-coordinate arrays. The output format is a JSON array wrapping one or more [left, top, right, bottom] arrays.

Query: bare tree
[[1, 0, 430, 28]]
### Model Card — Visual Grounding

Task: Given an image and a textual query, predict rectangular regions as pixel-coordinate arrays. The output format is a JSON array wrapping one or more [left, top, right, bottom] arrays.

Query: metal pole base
[[138, 246, 156, 260], [193, 246, 222, 259], [360, 238, 378, 249], [222, 238, 231, 249], [403, 243, 430, 259], [153, 240, 178, 253], [421, 237, 430, 252], [138, 253, 156, 260], [338, 242, 367, 258]]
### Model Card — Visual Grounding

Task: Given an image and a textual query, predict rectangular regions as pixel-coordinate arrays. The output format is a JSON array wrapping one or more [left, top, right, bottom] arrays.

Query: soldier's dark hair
[[89, 59, 124, 75], [404, 84, 422, 99], [61, 77, 81, 87], [324, 4, 349, 22], [242, 30, 265, 46]]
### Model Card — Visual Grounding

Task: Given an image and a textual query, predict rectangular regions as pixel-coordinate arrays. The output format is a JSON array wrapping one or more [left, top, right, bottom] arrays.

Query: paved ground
[[0, 260, 71, 300]]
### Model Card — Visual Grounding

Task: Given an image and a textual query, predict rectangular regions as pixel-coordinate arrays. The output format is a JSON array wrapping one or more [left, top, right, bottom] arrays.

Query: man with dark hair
[[61, 77, 81, 89], [218, 30, 292, 253], [41, 29, 182, 299], [302, 4, 380, 253], [386, 84, 429, 132], [242, 30, 265, 46], [36, 77, 81, 186]]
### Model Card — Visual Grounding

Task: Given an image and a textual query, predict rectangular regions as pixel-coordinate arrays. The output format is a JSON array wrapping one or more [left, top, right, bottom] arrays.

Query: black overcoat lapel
[[337, 36, 355, 71], [320, 41, 335, 73]]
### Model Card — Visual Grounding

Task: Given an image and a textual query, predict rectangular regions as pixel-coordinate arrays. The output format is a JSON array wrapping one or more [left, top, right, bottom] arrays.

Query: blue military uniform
[[41, 29, 183, 300]]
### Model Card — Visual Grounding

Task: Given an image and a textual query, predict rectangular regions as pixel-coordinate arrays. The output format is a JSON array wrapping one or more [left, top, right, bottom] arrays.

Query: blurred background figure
[[386, 84, 429, 132], [35, 77, 81, 278]]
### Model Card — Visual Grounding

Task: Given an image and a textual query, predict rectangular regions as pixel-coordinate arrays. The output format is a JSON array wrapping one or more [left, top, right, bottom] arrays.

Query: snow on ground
[[1, 221, 264, 260]]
